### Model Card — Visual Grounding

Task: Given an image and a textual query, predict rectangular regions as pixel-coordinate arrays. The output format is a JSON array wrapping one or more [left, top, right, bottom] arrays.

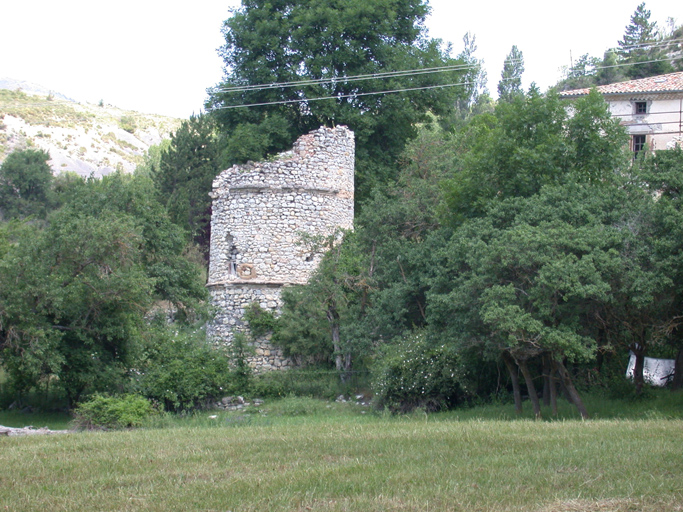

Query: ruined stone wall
[[207, 126, 354, 371]]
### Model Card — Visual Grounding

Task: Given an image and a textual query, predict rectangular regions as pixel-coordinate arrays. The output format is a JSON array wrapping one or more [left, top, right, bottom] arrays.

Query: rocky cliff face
[[0, 88, 180, 177]]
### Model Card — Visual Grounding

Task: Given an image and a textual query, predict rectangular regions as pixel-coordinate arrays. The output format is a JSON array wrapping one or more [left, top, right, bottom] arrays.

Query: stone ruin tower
[[207, 126, 354, 371]]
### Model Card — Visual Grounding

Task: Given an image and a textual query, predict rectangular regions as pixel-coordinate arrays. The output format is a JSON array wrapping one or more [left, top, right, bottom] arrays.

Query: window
[[633, 134, 646, 158], [226, 234, 238, 275], [635, 101, 647, 115]]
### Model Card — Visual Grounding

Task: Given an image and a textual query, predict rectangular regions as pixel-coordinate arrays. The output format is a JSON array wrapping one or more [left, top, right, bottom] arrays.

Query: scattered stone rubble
[[0, 425, 70, 436], [214, 396, 265, 412]]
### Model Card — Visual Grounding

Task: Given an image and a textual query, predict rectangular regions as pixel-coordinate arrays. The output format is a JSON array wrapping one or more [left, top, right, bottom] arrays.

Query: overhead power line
[[210, 61, 500, 95], [213, 38, 683, 97], [211, 80, 482, 110], [612, 37, 683, 52], [211, 54, 682, 110]]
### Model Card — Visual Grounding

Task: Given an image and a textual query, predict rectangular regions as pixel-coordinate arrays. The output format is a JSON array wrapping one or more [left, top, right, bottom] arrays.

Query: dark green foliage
[[54, 172, 208, 317], [594, 50, 628, 86], [618, 2, 673, 79], [136, 325, 232, 412], [0, 209, 153, 405], [273, 285, 332, 365], [273, 231, 374, 375], [243, 303, 278, 339], [372, 332, 469, 413], [228, 332, 254, 393], [0, 172, 208, 405], [72, 394, 156, 429], [207, 0, 468, 203], [443, 88, 628, 223], [632, 148, 683, 391], [0, 148, 53, 220], [153, 115, 223, 257]]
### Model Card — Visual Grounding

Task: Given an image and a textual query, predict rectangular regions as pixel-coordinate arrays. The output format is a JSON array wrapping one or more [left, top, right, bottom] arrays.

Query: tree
[[0, 149, 53, 220], [0, 210, 154, 405], [556, 53, 601, 91], [443, 88, 628, 223], [207, 0, 468, 202], [454, 32, 488, 115], [618, 2, 673, 79], [633, 148, 683, 390], [354, 125, 457, 340], [429, 180, 663, 418], [55, 172, 208, 317], [497, 45, 524, 102], [273, 230, 373, 379], [0, 172, 208, 404], [153, 115, 222, 258], [595, 49, 628, 86]]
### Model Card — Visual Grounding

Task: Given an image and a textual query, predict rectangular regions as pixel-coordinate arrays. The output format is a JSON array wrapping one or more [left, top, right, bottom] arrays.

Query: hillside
[[0, 88, 181, 177]]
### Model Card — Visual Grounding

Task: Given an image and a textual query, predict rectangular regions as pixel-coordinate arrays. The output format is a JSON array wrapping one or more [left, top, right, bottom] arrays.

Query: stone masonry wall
[[207, 126, 354, 371]]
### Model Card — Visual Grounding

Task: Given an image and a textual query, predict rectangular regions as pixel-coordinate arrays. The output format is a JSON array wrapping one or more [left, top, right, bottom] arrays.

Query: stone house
[[560, 71, 683, 157]]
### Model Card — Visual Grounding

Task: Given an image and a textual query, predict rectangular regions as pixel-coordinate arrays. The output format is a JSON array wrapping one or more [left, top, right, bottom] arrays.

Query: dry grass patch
[[538, 497, 683, 512]]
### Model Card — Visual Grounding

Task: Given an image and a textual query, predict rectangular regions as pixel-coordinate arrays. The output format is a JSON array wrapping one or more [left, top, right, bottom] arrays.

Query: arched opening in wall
[[226, 233, 238, 275]]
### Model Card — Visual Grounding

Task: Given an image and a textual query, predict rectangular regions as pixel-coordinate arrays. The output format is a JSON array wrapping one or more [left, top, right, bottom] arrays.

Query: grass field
[[2, 395, 682, 511]]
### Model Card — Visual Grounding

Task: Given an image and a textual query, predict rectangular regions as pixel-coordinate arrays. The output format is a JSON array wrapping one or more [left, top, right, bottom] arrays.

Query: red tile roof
[[559, 71, 683, 97]]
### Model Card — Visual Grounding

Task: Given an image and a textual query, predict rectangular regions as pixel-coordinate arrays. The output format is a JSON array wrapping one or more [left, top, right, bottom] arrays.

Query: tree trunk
[[558, 376, 575, 404], [554, 360, 589, 419], [549, 362, 558, 417], [518, 358, 542, 420], [672, 348, 683, 391], [542, 354, 551, 407], [631, 345, 646, 395], [327, 305, 343, 374], [502, 351, 523, 414]]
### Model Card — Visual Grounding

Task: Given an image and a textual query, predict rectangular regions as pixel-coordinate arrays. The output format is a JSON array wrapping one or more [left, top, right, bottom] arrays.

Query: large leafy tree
[[207, 0, 467, 202], [0, 149, 54, 220], [634, 148, 683, 390], [0, 172, 208, 404], [443, 88, 628, 223], [273, 230, 373, 378], [428, 177, 673, 416], [0, 210, 153, 405]]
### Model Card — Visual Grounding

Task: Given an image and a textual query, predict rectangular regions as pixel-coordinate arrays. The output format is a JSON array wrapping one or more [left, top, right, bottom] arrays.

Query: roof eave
[[561, 89, 683, 99]]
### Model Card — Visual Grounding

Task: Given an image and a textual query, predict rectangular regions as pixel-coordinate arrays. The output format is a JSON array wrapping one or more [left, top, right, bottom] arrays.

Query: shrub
[[243, 302, 277, 338], [228, 331, 254, 392], [372, 331, 470, 413], [119, 116, 137, 134], [72, 394, 156, 429], [136, 325, 233, 412]]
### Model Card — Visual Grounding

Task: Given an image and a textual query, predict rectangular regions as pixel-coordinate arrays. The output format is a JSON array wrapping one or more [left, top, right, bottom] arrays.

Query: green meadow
[[2, 395, 682, 512]]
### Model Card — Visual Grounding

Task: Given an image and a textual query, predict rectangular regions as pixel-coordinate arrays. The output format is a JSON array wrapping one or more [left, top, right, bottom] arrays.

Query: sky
[[2, 0, 682, 119]]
